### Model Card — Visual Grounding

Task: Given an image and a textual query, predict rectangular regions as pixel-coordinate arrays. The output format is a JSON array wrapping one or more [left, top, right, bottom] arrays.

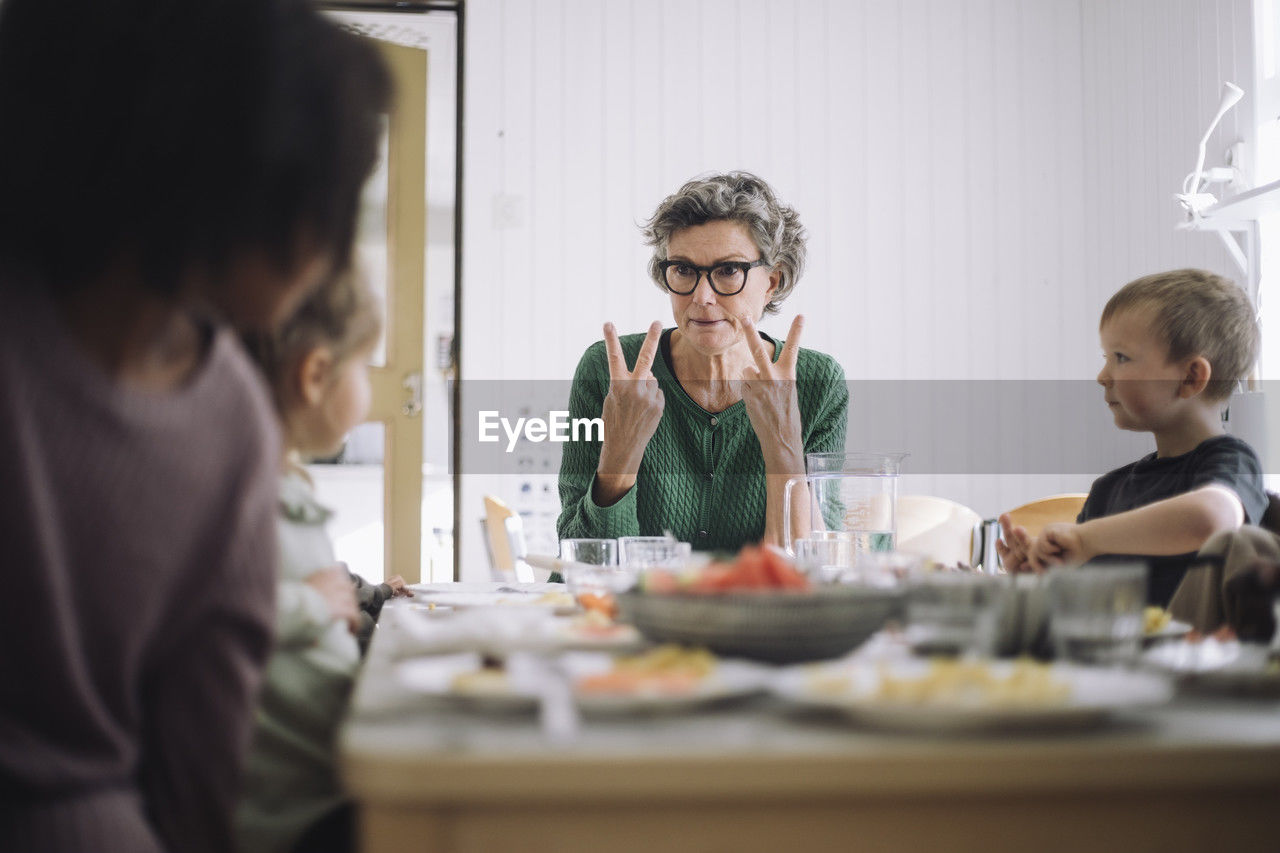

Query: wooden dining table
[[340, 585, 1280, 853]]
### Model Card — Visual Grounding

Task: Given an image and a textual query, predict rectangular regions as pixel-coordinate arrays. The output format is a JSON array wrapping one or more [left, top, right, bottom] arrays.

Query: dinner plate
[[1143, 618, 1192, 643], [565, 655, 770, 715], [386, 607, 642, 658], [1141, 639, 1280, 696], [552, 618, 645, 652], [406, 590, 577, 614], [772, 659, 1172, 733], [395, 652, 769, 715], [396, 653, 540, 712]]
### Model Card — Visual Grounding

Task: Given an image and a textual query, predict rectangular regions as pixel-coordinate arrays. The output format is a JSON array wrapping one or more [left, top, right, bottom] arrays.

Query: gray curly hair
[[642, 171, 807, 315]]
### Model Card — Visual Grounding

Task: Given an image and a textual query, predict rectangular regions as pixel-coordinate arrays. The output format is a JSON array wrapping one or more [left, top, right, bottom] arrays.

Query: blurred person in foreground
[[0, 2, 389, 851], [998, 270, 1267, 609]]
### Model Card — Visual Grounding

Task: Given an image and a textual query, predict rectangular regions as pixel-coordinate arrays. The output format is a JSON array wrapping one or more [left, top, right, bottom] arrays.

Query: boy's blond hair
[[244, 268, 382, 414], [1101, 268, 1257, 402]]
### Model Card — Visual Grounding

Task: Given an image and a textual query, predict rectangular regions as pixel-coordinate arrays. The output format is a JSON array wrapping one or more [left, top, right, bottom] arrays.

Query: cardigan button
[[704, 471, 714, 482], [697, 530, 709, 538], [709, 416, 718, 427]]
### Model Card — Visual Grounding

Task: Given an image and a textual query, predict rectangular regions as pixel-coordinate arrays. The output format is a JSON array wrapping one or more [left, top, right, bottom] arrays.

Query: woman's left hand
[[740, 314, 806, 473]]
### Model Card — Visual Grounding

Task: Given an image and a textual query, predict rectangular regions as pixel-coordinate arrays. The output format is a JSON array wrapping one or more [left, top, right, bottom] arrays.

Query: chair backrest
[[482, 495, 533, 582], [1003, 493, 1088, 540], [1260, 491, 1280, 536], [896, 495, 984, 567]]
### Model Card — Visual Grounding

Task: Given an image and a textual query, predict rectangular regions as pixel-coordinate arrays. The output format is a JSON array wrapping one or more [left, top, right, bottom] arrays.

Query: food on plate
[[862, 659, 1071, 708], [565, 608, 634, 640], [449, 666, 510, 696], [576, 591, 619, 620], [533, 591, 576, 608], [1143, 606, 1171, 635], [576, 645, 716, 694], [642, 546, 810, 594]]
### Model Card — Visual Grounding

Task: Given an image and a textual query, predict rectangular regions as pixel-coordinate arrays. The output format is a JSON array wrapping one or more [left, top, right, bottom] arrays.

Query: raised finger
[[739, 314, 776, 374], [994, 538, 1013, 565], [603, 322, 627, 380], [779, 314, 805, 371], [633, 321, 663, 376]]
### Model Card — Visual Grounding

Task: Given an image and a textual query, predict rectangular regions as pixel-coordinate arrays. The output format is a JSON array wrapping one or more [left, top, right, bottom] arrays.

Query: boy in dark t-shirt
[[997, 269, 1267, 606]]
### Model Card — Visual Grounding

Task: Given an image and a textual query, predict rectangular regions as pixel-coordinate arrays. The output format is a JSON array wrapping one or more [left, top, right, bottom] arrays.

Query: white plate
[[406, 590, 577, 614], [395, 652, 768, 715], [1144, 618, 1193, 642], [772, 659, 1172, 733], [386, 606, 641, 658], [566, 656, 770, 715], [553, 619, 645, 652], [396, 653, 539, 712], [1141, 639, 1280, 695]]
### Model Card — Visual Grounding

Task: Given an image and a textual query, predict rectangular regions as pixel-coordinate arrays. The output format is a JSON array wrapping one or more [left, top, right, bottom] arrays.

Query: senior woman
[[557, 172, 848, 552]]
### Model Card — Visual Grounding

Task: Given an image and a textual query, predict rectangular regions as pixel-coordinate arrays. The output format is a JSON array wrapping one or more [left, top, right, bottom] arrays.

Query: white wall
[[1082, 0, 1256, 306], [459, 0, 1260, 577]]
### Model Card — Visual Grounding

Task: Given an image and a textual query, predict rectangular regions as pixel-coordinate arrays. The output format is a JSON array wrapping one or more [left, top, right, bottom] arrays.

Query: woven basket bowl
[[616, 586, 904, 664]]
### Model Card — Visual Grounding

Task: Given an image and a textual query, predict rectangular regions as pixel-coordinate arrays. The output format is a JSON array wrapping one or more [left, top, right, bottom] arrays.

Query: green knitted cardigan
[[556, 328, 848, 553]]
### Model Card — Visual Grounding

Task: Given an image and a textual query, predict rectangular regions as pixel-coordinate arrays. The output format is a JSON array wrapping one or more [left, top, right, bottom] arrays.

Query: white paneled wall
[[1082, 0, 1256, 306], [458, 0, 1259, 577]]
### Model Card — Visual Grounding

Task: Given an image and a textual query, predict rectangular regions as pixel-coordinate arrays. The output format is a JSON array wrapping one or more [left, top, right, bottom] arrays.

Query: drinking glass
[[1047, 563, 1147, 665], [855, 550, 924, 588], [559, 538, 617, 566], [905, 572, 1003, 657], [617, 536, 690, 569], [793, 537, 856, 583], [559, 538, 624, 595]]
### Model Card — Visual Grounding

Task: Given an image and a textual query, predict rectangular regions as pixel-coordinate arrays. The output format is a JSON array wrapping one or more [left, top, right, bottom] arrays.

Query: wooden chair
[[896, 495, 984, 567], [1003, 493, 1088, 540], [482, 495, 533, 582]]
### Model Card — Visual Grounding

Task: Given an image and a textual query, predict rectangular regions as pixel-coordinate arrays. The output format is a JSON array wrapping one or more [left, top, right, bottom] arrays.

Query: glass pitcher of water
[[782, 451, 908, 557]]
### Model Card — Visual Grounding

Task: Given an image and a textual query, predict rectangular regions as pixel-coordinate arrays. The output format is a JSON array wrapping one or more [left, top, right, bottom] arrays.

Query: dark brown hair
[[0, 0, 390, 295]]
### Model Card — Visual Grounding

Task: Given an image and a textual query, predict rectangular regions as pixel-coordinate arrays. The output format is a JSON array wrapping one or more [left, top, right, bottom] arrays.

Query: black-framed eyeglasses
[[657, 258, 770, 296]]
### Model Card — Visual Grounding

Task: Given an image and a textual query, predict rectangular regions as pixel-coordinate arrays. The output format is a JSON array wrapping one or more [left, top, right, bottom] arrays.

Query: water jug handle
[[782, 476, 801, 555]]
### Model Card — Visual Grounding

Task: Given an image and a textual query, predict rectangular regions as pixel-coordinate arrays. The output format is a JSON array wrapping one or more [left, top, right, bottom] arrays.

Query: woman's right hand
[[594, 321, 664, 506]]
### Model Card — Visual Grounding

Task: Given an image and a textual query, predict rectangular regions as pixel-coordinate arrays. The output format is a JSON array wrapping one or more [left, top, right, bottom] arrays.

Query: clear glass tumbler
[[793, 537, 856, 583], [559, 538, 622, 595], [617, 536, 690, 569], [1047, 563, 1147, 666], [559, 538, 617, 566], [905, 572, 1003, 656]]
